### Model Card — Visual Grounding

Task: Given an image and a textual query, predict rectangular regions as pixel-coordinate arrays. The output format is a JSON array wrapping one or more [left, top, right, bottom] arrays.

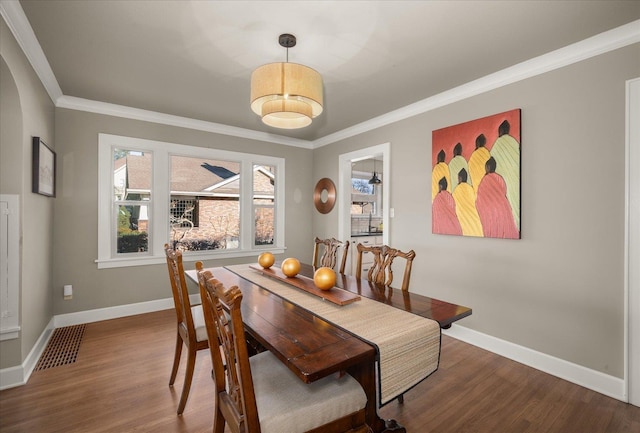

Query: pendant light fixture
[[250, 34, 323, 129], [368, 158, 382, 185]]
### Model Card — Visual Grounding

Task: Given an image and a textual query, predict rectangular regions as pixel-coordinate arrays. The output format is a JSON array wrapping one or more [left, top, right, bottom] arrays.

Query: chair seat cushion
[[250, 351, 367, 433], [190, 305, 208, 342]]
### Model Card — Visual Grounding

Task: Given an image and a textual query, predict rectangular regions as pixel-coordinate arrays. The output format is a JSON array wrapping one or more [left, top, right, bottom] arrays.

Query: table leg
[[347, 358, 406, 433]]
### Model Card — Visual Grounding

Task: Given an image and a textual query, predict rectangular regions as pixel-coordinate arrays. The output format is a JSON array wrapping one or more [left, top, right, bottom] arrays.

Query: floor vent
[[35, 324, 86, 371]]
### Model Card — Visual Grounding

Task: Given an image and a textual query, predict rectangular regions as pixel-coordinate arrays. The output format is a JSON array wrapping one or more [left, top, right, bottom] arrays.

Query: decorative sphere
[[281, 258, 301, 277], [258, 252, 275, 269], [314, 267, 336, 291]]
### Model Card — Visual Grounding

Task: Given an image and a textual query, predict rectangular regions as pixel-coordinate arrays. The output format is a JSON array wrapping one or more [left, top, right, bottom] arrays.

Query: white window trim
[[97, 133, 285, 269]]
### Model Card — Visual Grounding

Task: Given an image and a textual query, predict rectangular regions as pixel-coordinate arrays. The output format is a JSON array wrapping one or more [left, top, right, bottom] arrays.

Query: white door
[[338, 143, 391, 256]]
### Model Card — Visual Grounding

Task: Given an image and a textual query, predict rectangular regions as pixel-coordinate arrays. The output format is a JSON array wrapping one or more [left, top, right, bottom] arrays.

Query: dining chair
[[312, 237, 350, 274], [355, 243, 415, 404], [164, 244, 209, 415], [355, 243, 416, 292], [195, 261, 370, 433]]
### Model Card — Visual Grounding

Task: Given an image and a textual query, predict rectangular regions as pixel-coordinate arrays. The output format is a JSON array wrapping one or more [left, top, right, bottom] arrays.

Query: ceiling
[[13, 1, 640, 145]]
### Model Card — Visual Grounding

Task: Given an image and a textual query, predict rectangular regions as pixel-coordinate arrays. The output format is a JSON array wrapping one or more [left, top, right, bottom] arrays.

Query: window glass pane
[[170, 155, 240, 251], [255, 207, 274, 245], [114, 149, 151, 201], [117, 205, 149, 253], [352, 178, 374, 194], [254, 165, 275, 246], [114, 148, 151, 255]]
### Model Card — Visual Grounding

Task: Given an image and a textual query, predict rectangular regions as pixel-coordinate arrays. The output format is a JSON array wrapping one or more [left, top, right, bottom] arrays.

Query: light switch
[[390, 208, 395, 218]]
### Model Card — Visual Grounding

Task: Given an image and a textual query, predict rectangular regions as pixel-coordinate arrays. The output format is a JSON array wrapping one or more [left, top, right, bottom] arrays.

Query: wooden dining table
[[298, 263, 472, 329], [186, 262, 471, 433]]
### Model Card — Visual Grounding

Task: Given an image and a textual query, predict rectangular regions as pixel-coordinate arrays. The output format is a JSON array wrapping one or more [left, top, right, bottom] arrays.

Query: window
[[350, 170, 380, 216], [97, 134, 285, 268], [352, 178, 374, 195], [114, 149, 151, 254], [170, 155, 241, 251], [253, 164, 275, 246]]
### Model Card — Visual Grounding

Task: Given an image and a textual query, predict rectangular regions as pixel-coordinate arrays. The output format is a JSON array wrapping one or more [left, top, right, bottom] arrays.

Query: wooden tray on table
[[249, 264, 361, 306]]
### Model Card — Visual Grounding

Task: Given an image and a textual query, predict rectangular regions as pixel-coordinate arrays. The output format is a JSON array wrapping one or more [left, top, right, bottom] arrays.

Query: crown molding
[[311, 19, 640, 149], [3, 1, 638, 150], [1, 0, 311, 149], [0, 0, 62, 103], [56, 96, 314, 149]]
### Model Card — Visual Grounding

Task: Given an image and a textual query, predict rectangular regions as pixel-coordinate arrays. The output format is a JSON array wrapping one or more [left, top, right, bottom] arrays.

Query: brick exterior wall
[[173, 198, 240, 248], [170, 167, 275, 249], [172, 198, 274, 248]]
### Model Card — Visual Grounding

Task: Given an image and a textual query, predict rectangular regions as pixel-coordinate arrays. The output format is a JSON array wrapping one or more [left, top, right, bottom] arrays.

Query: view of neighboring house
[[114, 151, 275, 252]]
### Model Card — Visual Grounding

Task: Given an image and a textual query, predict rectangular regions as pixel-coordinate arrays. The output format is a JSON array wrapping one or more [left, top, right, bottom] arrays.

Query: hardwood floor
[[1, 309, 638, 433]]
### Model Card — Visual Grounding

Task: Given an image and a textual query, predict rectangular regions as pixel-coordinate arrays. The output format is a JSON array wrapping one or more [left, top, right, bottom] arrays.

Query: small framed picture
[[32, 136, 56, 197]]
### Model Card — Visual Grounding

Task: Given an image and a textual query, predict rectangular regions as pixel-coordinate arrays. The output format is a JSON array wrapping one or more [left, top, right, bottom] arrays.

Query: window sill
[[96, 247, 287, 269]]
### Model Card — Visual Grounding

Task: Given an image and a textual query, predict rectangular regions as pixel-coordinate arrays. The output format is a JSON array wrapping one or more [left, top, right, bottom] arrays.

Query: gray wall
[[0, 18, 55, 369], [2, 7, 637, 383], [312, 44, 640, 378], [52, 109, 314, 315]]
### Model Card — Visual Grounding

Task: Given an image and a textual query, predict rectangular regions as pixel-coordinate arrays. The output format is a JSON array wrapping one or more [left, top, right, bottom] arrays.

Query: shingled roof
[[120, 153, 272, 197]]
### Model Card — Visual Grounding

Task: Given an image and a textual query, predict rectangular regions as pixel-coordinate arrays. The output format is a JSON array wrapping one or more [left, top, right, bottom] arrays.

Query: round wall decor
[[313, 177, 336, 214]]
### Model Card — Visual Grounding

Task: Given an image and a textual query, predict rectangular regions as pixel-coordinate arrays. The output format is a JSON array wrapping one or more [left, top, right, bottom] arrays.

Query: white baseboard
[[0, 317, 54, 390], [54, 298, 172, 328], [53, 294, 199, 328], [0, 294, 198, 390], [0, 365, 24, 390], [443, 324, 626, 402], [2, 298, 625, 401]]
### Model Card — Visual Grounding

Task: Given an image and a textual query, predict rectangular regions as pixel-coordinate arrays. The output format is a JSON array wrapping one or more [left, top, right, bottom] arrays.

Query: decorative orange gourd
[[281, 258, 301, 277], [258, 252, 275, 269], [314, 267, 336, 291]]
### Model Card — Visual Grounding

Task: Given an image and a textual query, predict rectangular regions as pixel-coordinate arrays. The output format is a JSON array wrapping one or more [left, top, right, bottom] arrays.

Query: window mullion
[[98, 141, 114, 261], [240, 159, 253, 251], [275, 163, 285, 247], [154, 151, 169, 256]]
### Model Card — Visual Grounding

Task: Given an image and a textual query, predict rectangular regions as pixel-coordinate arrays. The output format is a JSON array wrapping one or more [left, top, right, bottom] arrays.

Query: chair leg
[[212, 404, 226, 433], [169, 334, 183, 386], [397, 394, 404, 404], [177, 347, 197, 415]]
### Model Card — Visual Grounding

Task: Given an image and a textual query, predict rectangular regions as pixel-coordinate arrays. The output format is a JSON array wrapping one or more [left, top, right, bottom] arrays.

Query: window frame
[[97, 133, 285, 269]]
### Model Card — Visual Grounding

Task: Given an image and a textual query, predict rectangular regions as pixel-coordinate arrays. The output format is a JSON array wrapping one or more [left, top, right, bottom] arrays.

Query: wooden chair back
[[196, 262, 260, 433], [312, 237, 350, 274], [196, 261, 369, 433], [165, 244, 198, 347], [164, 244, 209, 414], [356, 243, 416, 291]]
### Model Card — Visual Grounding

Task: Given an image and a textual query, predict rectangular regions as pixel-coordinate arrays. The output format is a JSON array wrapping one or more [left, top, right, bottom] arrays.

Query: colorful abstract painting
[[431, 109, 521, 239]]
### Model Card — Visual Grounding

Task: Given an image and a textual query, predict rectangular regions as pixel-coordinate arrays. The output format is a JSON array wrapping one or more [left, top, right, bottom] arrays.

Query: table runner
[[225, 264, 441, 406]]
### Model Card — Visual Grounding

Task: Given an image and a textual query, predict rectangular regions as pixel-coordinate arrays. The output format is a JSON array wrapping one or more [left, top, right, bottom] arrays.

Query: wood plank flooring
[[1, 309, 638, 432]]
